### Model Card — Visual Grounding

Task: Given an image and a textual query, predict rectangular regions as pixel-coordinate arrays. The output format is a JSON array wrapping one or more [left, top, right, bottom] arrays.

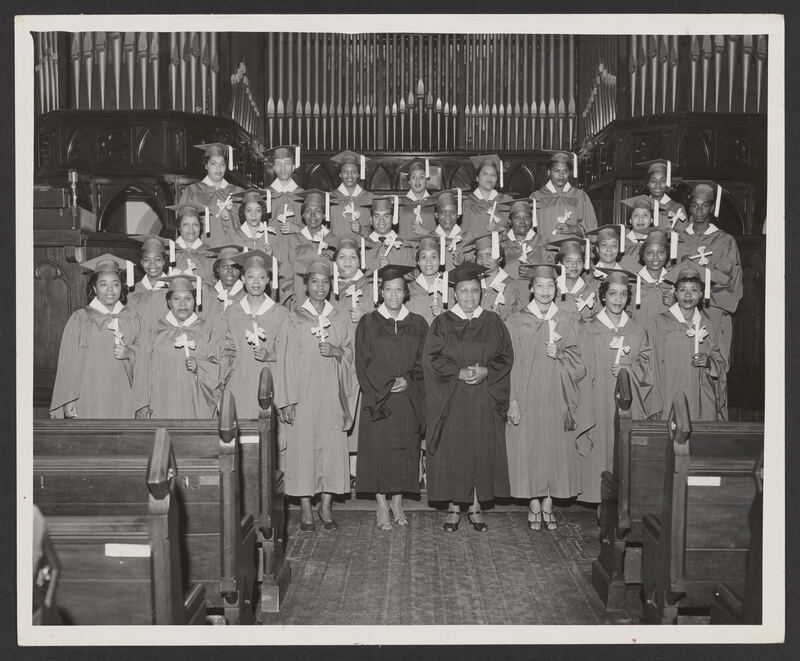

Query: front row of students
[[50, 226, 726, 532]]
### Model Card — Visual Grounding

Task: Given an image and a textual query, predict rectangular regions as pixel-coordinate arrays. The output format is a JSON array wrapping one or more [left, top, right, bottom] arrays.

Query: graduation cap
[[469, 154, 504, 188], [370, 195, 401, 226], [593, 267, 645, 306], [681, 179, 725, 217], [446, 261, 488, 286], [665, 259, 727, 302], [545, 150, 579, 176], [621, 194, 654, 214], [461, 232, 502, 260], [157, 273, 204, 306], [377, 264, 416, 282], [80, 253, 136, 287], [264, 144, 301, 169], [522, 263, 560, 280], [232, 249, 280, 295], [232, 189, 268, 206], [413, 235, 440, 254], [586, 225, 622, 244], [131, 234, 170, 254], [499, 196, 538, 228], [549, 235, 593, 271], [206, 244, 244, 264], [294, 188, 331, 221], [637, 158, 676, 187], [193, 142, 234, 170], [167, 203, 212, 238], [398, 157, 432, 179], [330, 150, 368, 179], [293, 253, 334, 278], [427, 189, 463, 216]]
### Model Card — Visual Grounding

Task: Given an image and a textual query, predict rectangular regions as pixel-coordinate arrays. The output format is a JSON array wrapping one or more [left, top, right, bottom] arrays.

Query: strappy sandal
[[527, 510, 542, 531], [443, 511, 461, 532], [467, 510, 488, 532], [542, 509, 558, 531]]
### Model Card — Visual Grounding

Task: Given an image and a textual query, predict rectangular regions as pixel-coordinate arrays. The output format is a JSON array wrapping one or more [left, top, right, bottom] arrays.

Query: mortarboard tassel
[[499, 159, 504, 189], [393, 195, 399, 226], [635, 274, 642, 307], [441, 270, 448, 307], [584, 238, 591, 271], [666, 160, 672, 188], [456, 187, 462, 216], [325, 192, 330, 222], [360, 236, 366, 269], [532, 198, 538, 228], [714, 185, 722, 218], [333, 262, 339, 295], [573, 152, 579, 178], [294, 145, 301, 169], [654, 199, 660, 227], [266, 189, 272, 214], [204, 207, 210, 236], [195, 275, 202, 307], [670, 230, 678, 262], [439, 234, 446, 266], [491, 231, 500, 260], [227, 146, 233, 171], [704, 267, 711, 301], [126, 260, 134, 287], [619, 224, 626, 251], [360, 154, 366, 180], [272, 256, 278, 297], [425, 158, 430, 179], [169, 239, 176, 264], [372, 269, 379, 304]]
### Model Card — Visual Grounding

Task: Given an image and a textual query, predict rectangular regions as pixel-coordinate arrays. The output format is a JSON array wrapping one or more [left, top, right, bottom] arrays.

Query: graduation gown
[[179, 178, 244, 248], [649, 193, 688, 232], [172, 237, 215, 284], [201, 280, 246, 333], [354, 306, 428, 494], [423, 306, 513, 503], [329, 184, 373, 237], [480, 269, 529, 321], [397, 191, 436, 240], [362, 231, 416, 272], [630, 267, 673, 329], [220, 296, 290, 419], [531, 181, 598, 238], [554, 276, 599, 326], [502, 228, 550, 280], [650, 304, 727, 422], [461, 189, 511, 236], [619, 230, 648, 272], [50, 301, 145, 418], [127, 278, 169, 331], [266, 180, 304, 230], [431, 225, 471, 271], [406, 273, 453, 325], [137, 313, 220, 418], [274, 300, 359, 496], [505, 302, 585, 499], [574, 310, 657, 503]]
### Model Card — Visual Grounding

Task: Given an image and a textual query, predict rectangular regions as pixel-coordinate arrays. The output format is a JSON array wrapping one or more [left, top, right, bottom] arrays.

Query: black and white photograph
[[14, 12, 785, 647]]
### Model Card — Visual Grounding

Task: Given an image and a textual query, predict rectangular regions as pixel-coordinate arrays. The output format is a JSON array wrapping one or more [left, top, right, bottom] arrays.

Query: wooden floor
[[260, 500, 638, 625]]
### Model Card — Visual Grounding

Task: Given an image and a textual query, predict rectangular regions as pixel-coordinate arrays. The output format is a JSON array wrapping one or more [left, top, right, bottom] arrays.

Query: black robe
[[423, 309, 514, 503], [354, 309, 428, 494]]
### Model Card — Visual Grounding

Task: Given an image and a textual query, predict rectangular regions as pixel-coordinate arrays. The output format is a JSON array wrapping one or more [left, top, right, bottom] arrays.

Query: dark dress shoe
[[299, 519, 315, 532], [443, 512, 461, 532], [468, 511, 488, 532], [318, 509, 338, 531]]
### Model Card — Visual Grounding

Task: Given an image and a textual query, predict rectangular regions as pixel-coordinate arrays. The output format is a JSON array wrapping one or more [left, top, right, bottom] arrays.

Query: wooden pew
[[42, 428, 207, 624], [32, 505, 62, 625], [710, 453, 763, 624], [34, 390, 258, 624], [593, 370, 765, 611], [640, 394, 763, 624]]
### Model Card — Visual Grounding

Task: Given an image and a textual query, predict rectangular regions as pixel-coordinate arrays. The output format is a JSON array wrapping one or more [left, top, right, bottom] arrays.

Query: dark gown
[[355, 309, 428, 494], [423, 308, 514, 503]]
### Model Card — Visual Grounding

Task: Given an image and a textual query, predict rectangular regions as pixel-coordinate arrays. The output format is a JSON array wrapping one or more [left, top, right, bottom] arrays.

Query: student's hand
[[507, 399, 521, 426], [219, 208, 230, 221], [662, 287, 676, 307], [279, 222, 298, 234], [63, 401, 78, 419], [691, 352, 710, 368], [185, 356, 198, 373], [319, 342, 343, 358], [349, 308, 365, 324], [253, 344, 268, 362], [135, 406, 152, 420], [392, 377, 408, 393], [279, 404, 296, 425], [553, 222, 568, 234], [517, 263, 534, 280], [546, 342, 558, 359], [610, 363, 621, 377], [430, 300, 442, 316], [464, 364, 488, 385], [350, 220, 362, 233], [113, 342, 132, 360], [452, 251, 465, 266]]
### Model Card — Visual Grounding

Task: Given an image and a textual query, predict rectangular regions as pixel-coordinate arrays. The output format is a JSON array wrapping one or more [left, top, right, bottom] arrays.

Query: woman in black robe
[[355, 265, 428, 529], [423, 262, 514, 532]]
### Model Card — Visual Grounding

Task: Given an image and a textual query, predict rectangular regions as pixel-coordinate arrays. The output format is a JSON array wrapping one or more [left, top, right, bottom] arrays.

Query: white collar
[[369, 229, 398, 243], [526, 300, 559, 320], [89, 299, 124, 315], [300, 225, 330, 241], [140, 276, 167, 291], [557, 276, 587, 294], [405, 190, 429, 202], [341, 269, 365, 285], [507, 228, 536, 243], [669, 303, 701, 327], [545, 181, 572, 194], [450, 304, 483, 320], [435, 224, 461, 239], [240, 295, 275, 317], [484, 269, 509, 291], [165, 311, 199, 327], [657, 193, 672, 204], [336, 183, 364, 197], [176, 236, 204, 250], [300, 298, 335, 318], [415, 272, 443, 293], [377, 303, 410, 321], [215, 280, 243, 297], [241, 222, 266, 239], [472, 188, 498, 201], [596, 308, 629, 331], [638, 266, 667, 284], [201, 175, 228, 190], [627, 230, 645, 243], [686, 223, 719, 236], [270, 179, 298, 193]]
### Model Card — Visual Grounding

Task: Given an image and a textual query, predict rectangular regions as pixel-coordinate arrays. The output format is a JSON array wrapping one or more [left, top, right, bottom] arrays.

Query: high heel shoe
[[299, 515, 315, 532], [467, 510, 488, 532], [527, 510, 542, 531], [542, 509, 558, 531], [443, 511, 461, 532], [318, 508, 338, 531], [376, 508, 393, 531]]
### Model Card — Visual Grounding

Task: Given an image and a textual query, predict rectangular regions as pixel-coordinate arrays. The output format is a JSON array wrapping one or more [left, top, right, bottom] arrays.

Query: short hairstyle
[[86, 271, 129, 306], [598, 279, 631, 306], [213, 259, 242, 281], [238, 199, 266, 225]]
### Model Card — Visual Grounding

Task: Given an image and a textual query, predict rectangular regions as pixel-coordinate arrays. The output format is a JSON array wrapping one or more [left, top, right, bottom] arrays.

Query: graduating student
[[505, 264, 585, 530], [574, 269, 658, 505], [650, 261, 728, 421], [461, 154, 511, 236], [421, 189, 469, 271], [548, 236, 599, 323], [461, 233, 529, 321], [530, 151, 597, 238], [127, 235, 170, 330], [328, 150, 373, 236], [167, 203, 216, 284], [618, 195, 655, 272], [201, 245, 245, 327], [220, 250, 289, 419], [264, 144, 304, 232], [678, 180, 743, 369], [584, 225, 625, 290], [227, 189, 275, 251], [499, 197, 549, 280], [50, 254, 146, 419], [275, 257, 358, 532], [396, 158, 436, 240], [406, 236, 450, 324], [179, 142, 243, 248], [423, 262, 514, 533], [630, 228, 676, 328], [355, 265, 428, 529], [638, 159, 688, 232], [136, 274, 220, 419], [362, 196, 416, 272]]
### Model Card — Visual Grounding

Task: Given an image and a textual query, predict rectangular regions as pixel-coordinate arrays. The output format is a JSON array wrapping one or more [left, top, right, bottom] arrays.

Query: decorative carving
[[715, 131, 750, 169], [507, 163, 536, 193], [136, 127, 163, 166], [370, 165, 392, 191], [679, 128, 712, 168], [34, 258, 73, 367], [97, 128, 131, 164], [66, 126, 93, 165]]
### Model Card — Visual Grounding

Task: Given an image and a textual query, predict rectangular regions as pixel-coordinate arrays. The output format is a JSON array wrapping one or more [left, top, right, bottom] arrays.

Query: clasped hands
[[459, 363, 488, 385]]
